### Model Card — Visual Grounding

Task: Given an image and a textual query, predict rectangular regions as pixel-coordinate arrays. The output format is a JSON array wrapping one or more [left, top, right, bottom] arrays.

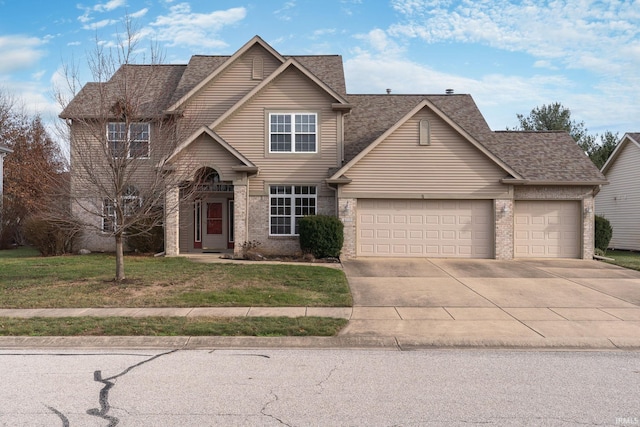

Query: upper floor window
[[107, 122, 150, 158], [269, 113, 317, 153]]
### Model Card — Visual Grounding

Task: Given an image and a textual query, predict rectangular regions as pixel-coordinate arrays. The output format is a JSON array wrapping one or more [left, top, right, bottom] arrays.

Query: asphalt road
[[0, 348, 638, 426]]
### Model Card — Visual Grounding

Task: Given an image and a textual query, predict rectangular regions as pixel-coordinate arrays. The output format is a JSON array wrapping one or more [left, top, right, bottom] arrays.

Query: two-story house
[[62, 36, 606, 260]]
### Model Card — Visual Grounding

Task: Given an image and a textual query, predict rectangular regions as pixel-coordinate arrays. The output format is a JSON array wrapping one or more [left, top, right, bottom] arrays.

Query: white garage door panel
[[514, 201, 580, 258], [357, 199, 493, 258]]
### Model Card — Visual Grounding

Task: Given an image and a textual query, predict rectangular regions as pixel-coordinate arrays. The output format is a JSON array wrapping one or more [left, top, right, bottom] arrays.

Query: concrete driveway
[[339, 258, 640, 348]]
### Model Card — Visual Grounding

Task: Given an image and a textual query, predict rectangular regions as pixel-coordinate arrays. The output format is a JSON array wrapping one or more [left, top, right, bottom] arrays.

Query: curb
[[1, 335, 639, 350]]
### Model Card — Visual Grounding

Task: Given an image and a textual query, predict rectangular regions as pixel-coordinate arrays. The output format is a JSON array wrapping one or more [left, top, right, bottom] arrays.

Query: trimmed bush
[[126, 207, 165, 253], [594, 215, 612, 251], [23, 216, 78, 256], [298, 215, 343, 258], [126, 221, 164, 254]]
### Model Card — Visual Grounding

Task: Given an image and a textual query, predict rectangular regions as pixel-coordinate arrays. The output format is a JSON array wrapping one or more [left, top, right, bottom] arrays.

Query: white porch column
[[165, 185, 180, 256]]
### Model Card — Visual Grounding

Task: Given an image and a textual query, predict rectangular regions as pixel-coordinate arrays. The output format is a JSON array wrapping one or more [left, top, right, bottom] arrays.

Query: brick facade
[[246, 194, 337, 256], [164, 186, 180, 256], [338, 197, 357, 259], [232, 184, 248, 258], [494, 199, 514, 260]]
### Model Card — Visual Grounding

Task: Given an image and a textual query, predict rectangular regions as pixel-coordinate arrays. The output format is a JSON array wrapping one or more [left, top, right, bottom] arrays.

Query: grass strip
[[0, 316, 348, 337]]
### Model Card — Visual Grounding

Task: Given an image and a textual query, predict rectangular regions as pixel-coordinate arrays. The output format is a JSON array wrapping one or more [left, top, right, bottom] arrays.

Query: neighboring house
[[62, 36, 606, 260], [595, 133, 640, 250]]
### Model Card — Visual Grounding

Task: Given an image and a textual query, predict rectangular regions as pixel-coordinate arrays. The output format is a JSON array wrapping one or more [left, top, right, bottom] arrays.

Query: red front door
[[207, 202, 223, 235]]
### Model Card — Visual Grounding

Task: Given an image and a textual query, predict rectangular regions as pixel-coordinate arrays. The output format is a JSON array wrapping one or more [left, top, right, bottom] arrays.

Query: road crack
[[46, 405, 70, 427], [86, 349, 178, 426]]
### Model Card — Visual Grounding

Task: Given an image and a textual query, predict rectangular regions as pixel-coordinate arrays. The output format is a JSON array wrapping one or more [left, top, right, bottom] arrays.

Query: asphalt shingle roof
[[60, 64, 186, 118], [62, 46, 605, 184], [343, 93, 605, 183]]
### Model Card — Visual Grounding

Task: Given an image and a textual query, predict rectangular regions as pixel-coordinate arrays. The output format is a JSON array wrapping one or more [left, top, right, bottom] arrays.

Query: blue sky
[[1, 0, 639, 138]]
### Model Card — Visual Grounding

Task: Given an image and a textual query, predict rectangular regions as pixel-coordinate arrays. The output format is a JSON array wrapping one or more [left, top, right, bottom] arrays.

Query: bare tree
[[56, 17, 197, 282]]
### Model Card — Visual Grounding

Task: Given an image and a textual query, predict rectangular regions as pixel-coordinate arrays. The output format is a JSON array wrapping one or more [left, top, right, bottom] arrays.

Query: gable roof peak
[[166, 35, 286, 112]]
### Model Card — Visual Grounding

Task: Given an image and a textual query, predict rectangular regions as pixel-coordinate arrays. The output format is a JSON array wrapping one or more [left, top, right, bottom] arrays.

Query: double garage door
[[357, 199, 581, 259], [357, 199, 493, 258]]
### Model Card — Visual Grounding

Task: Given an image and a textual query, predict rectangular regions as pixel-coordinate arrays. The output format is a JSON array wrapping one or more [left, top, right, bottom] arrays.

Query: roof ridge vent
[[445, 88, 454, 95]]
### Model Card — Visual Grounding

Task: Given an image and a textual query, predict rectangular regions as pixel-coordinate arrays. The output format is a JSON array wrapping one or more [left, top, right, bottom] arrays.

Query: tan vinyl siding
[[340, 108, 507, 197], [181, 45, 282, 135], [170, 134, 243, 182], [216, 67, 339, 196], [70, 122, 166, 196], [596, 141, 640, 250]]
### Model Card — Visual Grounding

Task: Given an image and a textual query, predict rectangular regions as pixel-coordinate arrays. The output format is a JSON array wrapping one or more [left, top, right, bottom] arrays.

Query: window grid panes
[[102, 199, 116, 232], [107, 122, 150, 158], [101, 187, 142, 233], [269, 185, 316, 235], [107, 122, 127, 158], [269, 113, 316, 153], [129, 123, 150, 158]]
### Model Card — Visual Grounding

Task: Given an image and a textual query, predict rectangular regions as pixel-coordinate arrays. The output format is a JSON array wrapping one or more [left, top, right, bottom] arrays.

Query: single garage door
[[514, 201, 581, 258], [357, 199, 493, 258]]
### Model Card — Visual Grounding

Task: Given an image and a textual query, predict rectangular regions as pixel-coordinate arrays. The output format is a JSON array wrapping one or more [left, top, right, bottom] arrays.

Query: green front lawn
[[0, 247, 351, 336], [0, 247, 352, 309], [602, 249, 640, 271]]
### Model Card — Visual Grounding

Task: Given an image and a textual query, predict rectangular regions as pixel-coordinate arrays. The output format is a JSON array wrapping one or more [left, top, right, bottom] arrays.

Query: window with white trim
[[269, 113, 317, 153], [101, 186, 142, 232], [102, 199, 116, 232], [269, 185, 317, 235], [107, 122, 150, 158]]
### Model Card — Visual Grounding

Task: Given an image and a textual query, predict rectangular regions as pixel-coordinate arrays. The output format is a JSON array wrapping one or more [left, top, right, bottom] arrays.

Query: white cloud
[[82, 18, 117, 30], [93, 0, 126, 13], [387, 0, 640, 79], [148, 4, 246, 49], [130, 8, 148, 19], [343, 48, 634, 133], [354, 28, 404, 55], [379, 0, 640, 134], [312, 28, 337, 38], [274, 1, 296, 21], [0, 35, 46, 74], [77, 0, 126, 27]]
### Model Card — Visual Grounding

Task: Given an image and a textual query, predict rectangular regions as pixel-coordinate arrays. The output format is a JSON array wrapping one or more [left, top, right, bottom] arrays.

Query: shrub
[[298, 215, 343, 258], [23, 216, 78, 256], [594, 215, 612, 251], [126, 216, 164, 254]]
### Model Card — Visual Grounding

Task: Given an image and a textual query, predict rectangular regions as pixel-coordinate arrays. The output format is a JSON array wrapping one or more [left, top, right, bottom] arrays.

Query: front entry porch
[[193, 198, 234, 252], [165, 166, 249, 257]]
